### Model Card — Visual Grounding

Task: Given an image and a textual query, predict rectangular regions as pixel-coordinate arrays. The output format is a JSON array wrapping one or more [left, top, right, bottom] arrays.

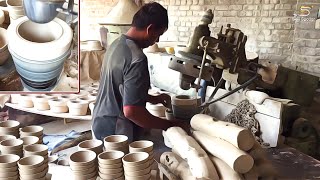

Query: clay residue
[[224, 99, 269, 147]]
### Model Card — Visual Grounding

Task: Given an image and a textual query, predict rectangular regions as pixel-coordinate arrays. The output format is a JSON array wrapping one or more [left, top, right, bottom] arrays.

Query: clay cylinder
[[190, 114, 255, 151], [209, 156, 244, 180], [192, 131, 254, 174]]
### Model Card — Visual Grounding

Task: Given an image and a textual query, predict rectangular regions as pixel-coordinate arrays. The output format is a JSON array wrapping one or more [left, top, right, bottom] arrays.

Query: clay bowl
[[124, 164, 150, 177], [72, 165, 96, 175], [88, 93, 97, 101], [18, 94, 34, 108], [18, 155, 44, 170], [69, 150, 96, 167], [129, 140, 154, 153], [104, 135, 128, 148], [48, 155, 58, 164], [20, 126, 43, 137], [74, 170, 97, 180], [105, 146, 129, 154], [73, 90, 89, 99], [0, 10, 4, 25], [69, 161, 94, 171], [99, 166, 123, 174], [10, 94, 20, 104], [122, 161, 150, 172], [6, 0, 22, 10], [20, 136, 39, 147], [77, 139, 103, 155], [67, 100, 89, 116], [23, 144, 48, 156], [0, 120, 20, 132], [19, 163, 48, 175], [56, 159, 69, 166], [0, 154, 20, 168], [77, 96, 95, 103], [122, 152, 149, 167], [0, 135, 16, 143], [48, 99, 68, 113], [0, 171, 18, 178], [98, 151, 124, 165], [125, 173, 151, 180], [98, 162, 122, 169], [0, 139, 23, 151], [58, 94, 76, 101], [19, 167, 48, 179], [0, 176, 18, 180], [98, 171, 122, 180], [0, 165, 18, 173], [0, 27, 9, 65], [32, 95, 56, 111]]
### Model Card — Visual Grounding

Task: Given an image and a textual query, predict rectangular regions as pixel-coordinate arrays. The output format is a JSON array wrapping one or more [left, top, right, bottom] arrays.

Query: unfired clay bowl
[[0, 154, 20, 168], [32, 95, 57, 111], [67, 100, 89, 116], [0, 170, 17, 178], [18, 155, 44, 170], [0, 139, 23, 150], [18, 94, 34, 108], [98, 151, 124, 165], [0, 135, 16, 143], [77, 96, 95, 103], [0, 120, 20, 131], [20, 136, 39, 147], [129, 140, 154, 153], [77, 139, 103, 155], [122, 160, 150, 172], [125, 173, 151, 180], [98, 162, 122, 169], [98, 171, 122, 180], [104, 135, 128, 148], [19, 163, 47, 175], [23, 144, 48, 156], [0, 165, 17, 172], [122, 152, 149, 167], [99, 166, 123, 174], [20, 126, 43, 137], [19, 167, 47, 179], [124, 165, 151, 177], [146, 103, 166, 117], [48, 99, 68, 113], [69, 150, 96, 167], [72, 165, 96, 175]]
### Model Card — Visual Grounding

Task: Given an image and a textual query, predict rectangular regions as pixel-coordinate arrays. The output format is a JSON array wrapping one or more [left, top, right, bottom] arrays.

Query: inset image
[[0, 0, 79, 92]]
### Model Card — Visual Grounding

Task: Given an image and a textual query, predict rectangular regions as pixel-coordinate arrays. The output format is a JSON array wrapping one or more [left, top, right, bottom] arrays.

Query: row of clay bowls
[[10, 91, 97, 116]]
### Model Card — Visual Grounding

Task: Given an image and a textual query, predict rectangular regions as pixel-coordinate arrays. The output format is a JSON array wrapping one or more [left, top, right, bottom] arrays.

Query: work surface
[[43, 120, 320, 180]]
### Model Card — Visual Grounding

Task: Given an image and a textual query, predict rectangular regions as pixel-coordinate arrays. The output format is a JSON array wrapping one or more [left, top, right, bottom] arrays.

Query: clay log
[[209, 156, 244, 180], [165, 127, 219, 180], [160, 152, 196, 180], [191, 114, 255, 151], [192, 131, 254, 174]]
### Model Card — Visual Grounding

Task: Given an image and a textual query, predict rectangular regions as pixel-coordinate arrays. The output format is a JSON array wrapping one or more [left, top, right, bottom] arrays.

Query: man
[[92, 2, 189, 141]]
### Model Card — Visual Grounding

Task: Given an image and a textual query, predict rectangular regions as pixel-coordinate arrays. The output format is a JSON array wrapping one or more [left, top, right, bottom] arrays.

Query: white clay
[[190, 114, 255, 151], [192, 131, 254, 174], [165, 127, 219, 180], [209, 156, 244, 180]]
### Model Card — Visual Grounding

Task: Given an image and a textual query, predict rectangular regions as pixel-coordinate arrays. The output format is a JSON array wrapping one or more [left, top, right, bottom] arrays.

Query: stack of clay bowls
[[0, 27, 10, 65], [0, 139, 23, 157], [7, 16, 73, 91], [18, 94, 34, 108], [23, 144, 48, 165], [0, 120, 20, 138], [104, 135, 129, 154], [69, 150, 97, 180], [20, 126, 44, 144], [48, 99, 68, 113], [0, 154, 20, 180], [0, 135, 16, 143], [78, 139, 103, 155], [18, 155, 48, 180], [129, 140, 154, 166], [6, 0, 24, 21], [98, 151, 125, 180], [122, 152, 151, 180], [20, 136, 39, 148], [67, 99, 89, 116], [32, 95, 57, 111]]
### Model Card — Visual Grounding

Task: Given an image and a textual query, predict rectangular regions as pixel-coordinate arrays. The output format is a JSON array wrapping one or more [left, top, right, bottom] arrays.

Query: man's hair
[[132, 2, 168, 30]]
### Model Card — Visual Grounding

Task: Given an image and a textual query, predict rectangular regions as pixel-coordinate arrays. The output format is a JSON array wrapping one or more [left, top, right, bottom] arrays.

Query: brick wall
[[80, 0, 320, 77]]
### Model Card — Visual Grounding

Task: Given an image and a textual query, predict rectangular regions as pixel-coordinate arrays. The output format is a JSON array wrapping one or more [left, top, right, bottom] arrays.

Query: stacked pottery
[[67, 100, 89, 116], [103, 135, 129, 154], [32, 95, 57, 111], [20, 136, 39, 148], [6, 0, 25, 21], [122, 152, 151, 180], [69, 150, 97, 180], [0, 27, 10, 65], [98, 151, 125, 180], [0, 154, 20, 180], [48, 99, 68, 113], [0, 135, 16, 143], [20, 126, 44, 144], [0, 139, 23, 157], [7, 16, 73, 91], [0, 120, 20, 138], [129, 140, 154, 166], [23, 144, 48, 165], [18, 94, 34, 108], [77, 139, 103, 155], [18, 155, 48, 180]]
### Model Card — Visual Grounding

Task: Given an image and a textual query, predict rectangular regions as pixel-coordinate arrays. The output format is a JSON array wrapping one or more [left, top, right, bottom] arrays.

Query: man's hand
[[157, 94, 172, 108]]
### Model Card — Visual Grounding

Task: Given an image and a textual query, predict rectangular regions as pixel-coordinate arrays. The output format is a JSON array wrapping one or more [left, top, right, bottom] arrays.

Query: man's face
[[143, 26, 167, 48]]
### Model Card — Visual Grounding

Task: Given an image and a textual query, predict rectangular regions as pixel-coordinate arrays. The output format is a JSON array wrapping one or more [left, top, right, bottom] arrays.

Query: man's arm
[[123, 105, 189, 130]]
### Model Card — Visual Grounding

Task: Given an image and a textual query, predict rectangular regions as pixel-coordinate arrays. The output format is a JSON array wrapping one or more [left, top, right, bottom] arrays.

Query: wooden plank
[[5, 103, 92, 121], [206, 86, 283, 119]]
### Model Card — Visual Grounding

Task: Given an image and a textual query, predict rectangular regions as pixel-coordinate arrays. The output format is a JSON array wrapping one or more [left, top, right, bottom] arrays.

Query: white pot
[[32, 95, 57, 111], [48, 99, 68, 113], [7, 16, 72, 61], [67, 100, 89, 116], [146, 103, 166, 117], [18, 94, 33, 108]]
